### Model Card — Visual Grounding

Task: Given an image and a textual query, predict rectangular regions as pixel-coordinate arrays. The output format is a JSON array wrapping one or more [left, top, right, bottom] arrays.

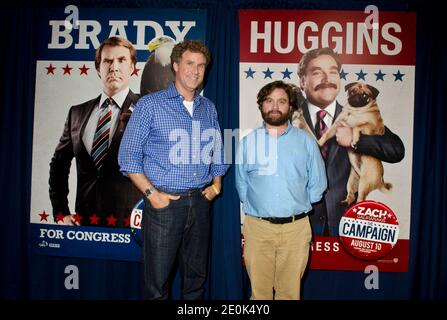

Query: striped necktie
[[315, 109, 332, 159], [92, 98, 112, 170]]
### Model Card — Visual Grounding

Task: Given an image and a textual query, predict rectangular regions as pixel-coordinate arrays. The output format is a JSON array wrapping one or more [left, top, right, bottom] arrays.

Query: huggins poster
[[239, 9, 415, 271], [30, 7, 207, 261]]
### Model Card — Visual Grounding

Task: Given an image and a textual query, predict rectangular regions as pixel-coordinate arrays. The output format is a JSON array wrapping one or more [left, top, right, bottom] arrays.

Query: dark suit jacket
[[49, 90, 142, 227], [303, 102, 405, 236]]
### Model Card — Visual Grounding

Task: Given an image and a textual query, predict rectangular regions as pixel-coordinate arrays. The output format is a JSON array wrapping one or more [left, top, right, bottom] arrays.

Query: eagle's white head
[[148, 35, 176, 66]]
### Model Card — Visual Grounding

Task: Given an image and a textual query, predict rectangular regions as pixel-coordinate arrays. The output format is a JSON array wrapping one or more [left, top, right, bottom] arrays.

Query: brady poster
[[30, 7, 207, 261], [239, 9, 415, 271]]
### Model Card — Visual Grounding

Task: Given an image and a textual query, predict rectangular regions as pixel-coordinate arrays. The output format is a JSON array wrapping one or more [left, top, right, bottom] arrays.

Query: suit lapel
[[75, 95, 99, 157], [326, 102, 344, 165], [303, 104, 316, 136], [108, 90, 139, 150], [80, 96, 99, 136]]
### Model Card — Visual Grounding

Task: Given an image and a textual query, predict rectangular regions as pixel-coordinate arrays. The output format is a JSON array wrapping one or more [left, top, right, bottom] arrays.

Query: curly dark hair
[[170, 40, 211, 72], [257, 81, 299, 110]]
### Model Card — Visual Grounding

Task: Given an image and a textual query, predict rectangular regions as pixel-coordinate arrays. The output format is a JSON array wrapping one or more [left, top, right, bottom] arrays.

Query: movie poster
[[30, 7, 207, 260], [239, 9, 415, 271]]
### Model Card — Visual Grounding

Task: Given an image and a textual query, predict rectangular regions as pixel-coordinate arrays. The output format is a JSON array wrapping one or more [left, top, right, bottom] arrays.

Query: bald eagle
[[140, 35, 176, 95]]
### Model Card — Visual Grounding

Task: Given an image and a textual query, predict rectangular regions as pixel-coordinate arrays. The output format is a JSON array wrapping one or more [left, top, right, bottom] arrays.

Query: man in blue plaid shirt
[[119, 40, 228, 300]]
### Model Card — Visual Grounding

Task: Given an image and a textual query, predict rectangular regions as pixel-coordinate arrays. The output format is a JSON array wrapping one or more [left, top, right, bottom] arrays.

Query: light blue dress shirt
[[235, 122, 327, 218]]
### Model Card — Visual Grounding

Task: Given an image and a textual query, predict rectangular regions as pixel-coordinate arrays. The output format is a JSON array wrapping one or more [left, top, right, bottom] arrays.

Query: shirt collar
[[262, 121, 292, 137], [308, 100, 336, 125], [166, 82, 202, 103], [100, 87, 129, 109]]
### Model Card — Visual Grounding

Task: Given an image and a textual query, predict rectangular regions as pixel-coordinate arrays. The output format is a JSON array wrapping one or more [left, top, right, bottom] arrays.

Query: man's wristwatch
[[144, 186, 156, 199], [351, 141, 358, 150]]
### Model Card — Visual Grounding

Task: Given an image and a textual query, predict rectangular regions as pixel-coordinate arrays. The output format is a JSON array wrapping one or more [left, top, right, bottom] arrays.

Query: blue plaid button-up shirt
[[119, 83, 229, 193]]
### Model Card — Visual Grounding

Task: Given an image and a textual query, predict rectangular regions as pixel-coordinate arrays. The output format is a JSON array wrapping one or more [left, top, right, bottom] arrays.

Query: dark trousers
[[142, 189, 211, 300]]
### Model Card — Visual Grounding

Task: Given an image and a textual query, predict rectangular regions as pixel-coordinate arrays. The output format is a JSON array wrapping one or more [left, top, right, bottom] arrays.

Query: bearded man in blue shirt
[[236, 80, 327, 300], [119, 40, 228, 300]]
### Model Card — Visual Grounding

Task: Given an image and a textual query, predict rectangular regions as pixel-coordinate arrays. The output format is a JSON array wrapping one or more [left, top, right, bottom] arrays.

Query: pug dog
[[317, 82, 392, 206]]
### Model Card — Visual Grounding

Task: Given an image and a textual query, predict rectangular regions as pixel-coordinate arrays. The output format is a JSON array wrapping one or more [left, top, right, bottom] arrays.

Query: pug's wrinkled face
[[345, 83, 379, 108]]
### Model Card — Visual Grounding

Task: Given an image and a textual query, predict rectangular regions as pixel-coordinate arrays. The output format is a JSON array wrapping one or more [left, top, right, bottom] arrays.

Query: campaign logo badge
[[339, 201, 399, 260]]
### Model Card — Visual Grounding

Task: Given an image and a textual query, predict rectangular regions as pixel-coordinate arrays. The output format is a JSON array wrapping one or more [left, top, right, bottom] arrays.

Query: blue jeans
[[142, 188, 211, 300]]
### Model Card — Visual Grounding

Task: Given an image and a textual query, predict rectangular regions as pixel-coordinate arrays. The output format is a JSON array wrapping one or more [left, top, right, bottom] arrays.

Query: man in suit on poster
[[49, 36, 141, 228], [295, 47, 405, 236]]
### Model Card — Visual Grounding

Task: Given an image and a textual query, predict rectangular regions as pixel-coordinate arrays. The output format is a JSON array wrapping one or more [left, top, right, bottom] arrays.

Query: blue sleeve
[[209, 105, 230, 177], [306, 136, 327, 203], [235, 137, 248, 203], [118, 98, 152, 176]]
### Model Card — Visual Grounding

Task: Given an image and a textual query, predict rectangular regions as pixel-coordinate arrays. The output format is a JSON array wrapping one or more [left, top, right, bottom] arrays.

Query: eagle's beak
[[148, 39, 160, 52]]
